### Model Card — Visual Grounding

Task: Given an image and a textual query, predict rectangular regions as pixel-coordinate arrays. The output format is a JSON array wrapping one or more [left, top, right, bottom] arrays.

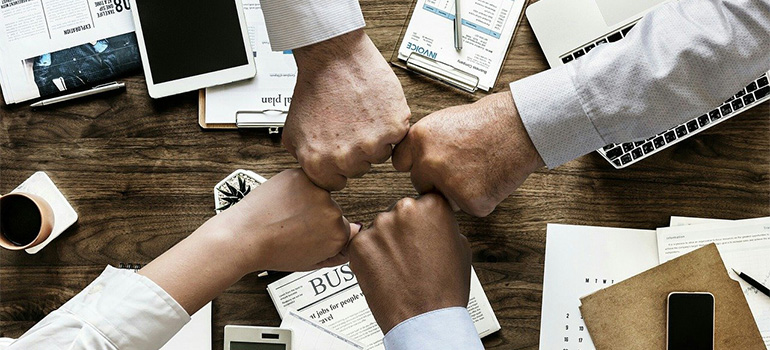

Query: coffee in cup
[[0, 193, 54, 250]]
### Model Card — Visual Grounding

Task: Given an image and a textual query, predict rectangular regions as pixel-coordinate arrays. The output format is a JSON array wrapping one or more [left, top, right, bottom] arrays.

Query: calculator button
[[758, 76, 769, 87], [562, 55, 574, 64], [584, 44, 595, 53], [709, 109, 721, 121], [622, 143, 634, 153], [664, 131, 677, 143], [631, 148, 644, 159], [642, 142, 655, 154], [573, 49, 585, 59], [756, 86, 770, 99]]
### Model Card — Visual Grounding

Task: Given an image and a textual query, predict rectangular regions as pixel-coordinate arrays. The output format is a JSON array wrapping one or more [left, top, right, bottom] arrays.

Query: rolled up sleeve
[[260, 0, 366, 51], [383, 307, 484, 350], [511, 0, 770, 168], [7, 266, 190, 350]]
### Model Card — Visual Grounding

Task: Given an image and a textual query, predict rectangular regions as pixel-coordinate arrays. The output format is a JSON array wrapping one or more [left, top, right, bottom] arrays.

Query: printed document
[[280, 309, 364, 350], [267, 263, 500, 350], [397, 0, 525, 91], [540, 224, 659, 350], [541, 218, 770, 350], [0, 0, 137, 103], [204, 0, 297, 124]]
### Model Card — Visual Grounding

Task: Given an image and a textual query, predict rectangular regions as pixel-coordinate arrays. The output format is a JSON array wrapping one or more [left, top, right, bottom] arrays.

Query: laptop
[[526, 0, 770, 168]]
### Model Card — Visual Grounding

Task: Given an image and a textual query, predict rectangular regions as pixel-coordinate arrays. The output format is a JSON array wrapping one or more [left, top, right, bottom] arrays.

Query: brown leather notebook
[[579, 244, 764, 349]]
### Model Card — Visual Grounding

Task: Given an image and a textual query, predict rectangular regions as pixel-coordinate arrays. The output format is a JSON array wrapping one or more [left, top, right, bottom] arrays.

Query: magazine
[[0, 0, 140, 104], [267, 263, 500, 350]]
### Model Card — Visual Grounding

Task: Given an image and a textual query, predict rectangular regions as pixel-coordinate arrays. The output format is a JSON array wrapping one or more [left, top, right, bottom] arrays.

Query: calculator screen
[[230, 342, 286, 350]]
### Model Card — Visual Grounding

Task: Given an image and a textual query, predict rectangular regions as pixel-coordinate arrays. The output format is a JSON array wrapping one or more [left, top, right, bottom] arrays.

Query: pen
[[732, 268, 770, 298], [30, 82, 125, 107], [454, 0, 463, 51]]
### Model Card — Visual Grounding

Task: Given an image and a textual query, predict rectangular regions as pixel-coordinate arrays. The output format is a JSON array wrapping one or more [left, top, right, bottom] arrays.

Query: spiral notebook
[[118, 263, 212, 350]]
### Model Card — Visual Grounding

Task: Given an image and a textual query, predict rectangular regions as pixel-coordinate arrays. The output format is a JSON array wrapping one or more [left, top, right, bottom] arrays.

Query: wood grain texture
[[1, 0, 769, 349]]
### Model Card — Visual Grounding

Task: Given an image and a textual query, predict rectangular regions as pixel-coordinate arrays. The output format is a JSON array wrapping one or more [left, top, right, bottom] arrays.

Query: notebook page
[[540, 224, 658, 350], [657, 217, 770, 348]]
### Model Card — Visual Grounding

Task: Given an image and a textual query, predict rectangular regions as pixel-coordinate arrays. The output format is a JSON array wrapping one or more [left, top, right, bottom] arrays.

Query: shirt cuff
[[510, 64, 607, 168], [383, 307, 483, 350], [260, 0, 366, 51], [59, 266, 191, 350]]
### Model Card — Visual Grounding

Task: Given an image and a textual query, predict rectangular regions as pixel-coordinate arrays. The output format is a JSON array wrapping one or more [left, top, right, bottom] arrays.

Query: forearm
[[138, 217, 254, 315], [511, 0, 770, 167]]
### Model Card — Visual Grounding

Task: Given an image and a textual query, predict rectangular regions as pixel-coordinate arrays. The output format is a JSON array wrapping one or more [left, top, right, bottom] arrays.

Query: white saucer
[[10, 172, 78, 254]]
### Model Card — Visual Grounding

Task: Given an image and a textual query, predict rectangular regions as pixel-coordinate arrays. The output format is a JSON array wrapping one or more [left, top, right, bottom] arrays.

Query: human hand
[[347, 194, 471, 333], [283, 29, 411, 191], [211, 169, 361, 273], [392, 92, 545, 217]]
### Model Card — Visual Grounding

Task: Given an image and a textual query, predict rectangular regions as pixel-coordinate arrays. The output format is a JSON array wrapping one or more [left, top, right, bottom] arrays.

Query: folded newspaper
[[267, 264, 500, 350], [0, 0, 140, 104]]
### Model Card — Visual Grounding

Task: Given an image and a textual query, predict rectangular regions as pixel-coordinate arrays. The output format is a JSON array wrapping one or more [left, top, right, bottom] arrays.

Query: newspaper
[[267, 263, 500, 350], [0, 0, 139, 104]]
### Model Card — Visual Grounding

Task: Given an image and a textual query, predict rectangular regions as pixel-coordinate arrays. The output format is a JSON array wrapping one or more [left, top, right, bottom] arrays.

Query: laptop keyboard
[[560, 23, 770, 169]]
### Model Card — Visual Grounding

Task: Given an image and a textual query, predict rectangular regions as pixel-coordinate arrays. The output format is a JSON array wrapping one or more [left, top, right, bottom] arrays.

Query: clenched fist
[[392, 92, 545, 217], [347, 194, 471, 333], [283, 29, 411, 191]]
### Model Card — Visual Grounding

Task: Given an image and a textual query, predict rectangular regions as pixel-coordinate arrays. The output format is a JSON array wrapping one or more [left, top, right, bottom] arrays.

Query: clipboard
[[390, 0, 529, 93], [198, 89, 286, 133]]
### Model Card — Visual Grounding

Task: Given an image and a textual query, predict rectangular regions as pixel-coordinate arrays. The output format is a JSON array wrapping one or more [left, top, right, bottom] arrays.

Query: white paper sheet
[[280, 309, 363, 350], [397, 0, 525, 91], [161, 302, 212, 350], [657, 217, 770, 348], [540, 224, 659, 350]]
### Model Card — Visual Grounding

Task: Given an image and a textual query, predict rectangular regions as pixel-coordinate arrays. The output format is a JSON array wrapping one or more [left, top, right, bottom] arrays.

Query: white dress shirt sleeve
[[4, 266, 190, 350], [383, 307, 484, 350], [260, 0, 366, 51], [510, 0, 770, 168]]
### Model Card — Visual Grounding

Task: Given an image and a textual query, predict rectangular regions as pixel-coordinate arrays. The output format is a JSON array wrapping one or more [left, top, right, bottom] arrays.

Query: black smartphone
[[667, 292, 715, 350]]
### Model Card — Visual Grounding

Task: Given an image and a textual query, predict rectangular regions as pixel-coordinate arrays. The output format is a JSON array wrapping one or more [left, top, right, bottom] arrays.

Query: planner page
[[657, 217, 770, 348], [540, 224, 659, 350]]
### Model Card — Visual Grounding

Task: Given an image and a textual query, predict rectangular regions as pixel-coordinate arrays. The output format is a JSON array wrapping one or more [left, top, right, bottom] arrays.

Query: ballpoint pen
[[454, 0, 463, 51], [732, 268, 770, 298], [30, 82, 125, 107]]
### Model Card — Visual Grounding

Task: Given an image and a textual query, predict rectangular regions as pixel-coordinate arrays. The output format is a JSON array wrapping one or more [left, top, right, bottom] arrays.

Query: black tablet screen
[[135, 0, 249, 84]]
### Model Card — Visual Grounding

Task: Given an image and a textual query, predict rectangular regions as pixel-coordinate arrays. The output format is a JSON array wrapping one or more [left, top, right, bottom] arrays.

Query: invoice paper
[[540, 224, 659, 350], [205, 0, 297, 124], [397, 0, 525, 91], [658, 217, 770, 348]]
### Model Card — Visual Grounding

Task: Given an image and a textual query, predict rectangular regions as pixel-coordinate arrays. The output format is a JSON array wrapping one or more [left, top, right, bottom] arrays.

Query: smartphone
[[667, 292, 715, 350]]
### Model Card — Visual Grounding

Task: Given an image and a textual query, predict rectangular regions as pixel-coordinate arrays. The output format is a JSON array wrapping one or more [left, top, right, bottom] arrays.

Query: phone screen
[[668, 293, 714, 350]]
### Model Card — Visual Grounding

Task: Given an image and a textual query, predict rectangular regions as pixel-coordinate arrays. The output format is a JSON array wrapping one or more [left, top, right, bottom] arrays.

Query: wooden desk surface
[[1, 1, 768, 348]]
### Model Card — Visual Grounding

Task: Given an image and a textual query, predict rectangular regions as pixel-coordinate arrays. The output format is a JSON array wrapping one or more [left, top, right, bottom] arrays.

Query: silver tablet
[[131, 0, 256, 98]]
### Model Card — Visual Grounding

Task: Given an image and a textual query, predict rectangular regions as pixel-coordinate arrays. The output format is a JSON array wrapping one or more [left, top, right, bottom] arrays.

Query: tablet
[[131, 0, 256, 98]]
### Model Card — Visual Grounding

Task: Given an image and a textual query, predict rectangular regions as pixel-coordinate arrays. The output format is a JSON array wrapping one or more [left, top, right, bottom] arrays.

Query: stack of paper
[[539, 217, 770, 350]]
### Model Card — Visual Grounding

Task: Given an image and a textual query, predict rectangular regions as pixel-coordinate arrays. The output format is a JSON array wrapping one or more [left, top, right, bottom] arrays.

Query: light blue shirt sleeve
[[510, 0, 770, 168], [383, 307, 484, 350]]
